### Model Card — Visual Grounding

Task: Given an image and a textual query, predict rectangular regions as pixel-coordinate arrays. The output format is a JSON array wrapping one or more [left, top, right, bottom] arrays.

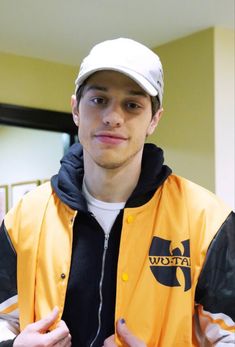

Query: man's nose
[[102, 104, 124, 127]]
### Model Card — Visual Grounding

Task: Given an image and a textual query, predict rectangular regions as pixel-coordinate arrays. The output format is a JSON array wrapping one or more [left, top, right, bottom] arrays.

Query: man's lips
[[94, 132, 128, 145]]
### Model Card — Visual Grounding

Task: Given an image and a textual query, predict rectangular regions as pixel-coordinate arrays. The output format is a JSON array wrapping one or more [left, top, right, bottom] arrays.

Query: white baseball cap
[[75, 38, 164, 106]]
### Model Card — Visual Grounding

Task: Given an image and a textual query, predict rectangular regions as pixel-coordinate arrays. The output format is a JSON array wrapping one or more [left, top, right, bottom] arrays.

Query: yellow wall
[[149, 28, 215, 191], [0, 52, 77, 112], [214, 28, 235, 208], [1, 28, 233, 197]]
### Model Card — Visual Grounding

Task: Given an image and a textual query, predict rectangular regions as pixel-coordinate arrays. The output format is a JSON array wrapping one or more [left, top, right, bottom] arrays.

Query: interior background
[[0, 0, 234, 209]]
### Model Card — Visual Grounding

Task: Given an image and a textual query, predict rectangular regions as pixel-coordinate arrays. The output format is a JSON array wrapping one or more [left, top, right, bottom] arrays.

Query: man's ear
[[71, 95, 79, 127], [146, 107, 164, 136]]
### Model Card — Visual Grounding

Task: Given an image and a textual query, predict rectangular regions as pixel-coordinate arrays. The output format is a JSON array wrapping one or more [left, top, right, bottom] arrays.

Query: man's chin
[[93, 153, 130, 169], [95, 160, 125, 170]]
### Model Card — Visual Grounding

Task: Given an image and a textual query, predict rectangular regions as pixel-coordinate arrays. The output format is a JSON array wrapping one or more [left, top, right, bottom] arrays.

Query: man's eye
[[126, 102, 141, 109], [91, 97, 106, 105]]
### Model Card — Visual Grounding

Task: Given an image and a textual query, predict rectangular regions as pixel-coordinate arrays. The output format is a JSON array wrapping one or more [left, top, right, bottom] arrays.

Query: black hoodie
[[50, 142, 172, 347]]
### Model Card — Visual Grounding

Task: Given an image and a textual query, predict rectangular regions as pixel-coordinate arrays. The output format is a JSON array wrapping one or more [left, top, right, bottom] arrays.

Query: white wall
[[214, 28, 235, 210], [0, 125, 64, 185]]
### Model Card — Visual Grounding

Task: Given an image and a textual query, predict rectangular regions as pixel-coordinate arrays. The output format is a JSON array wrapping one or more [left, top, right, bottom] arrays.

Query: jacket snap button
[[122, 273, 129, 282], [61, 273, 66, 279], [127, 215, 134, 224]]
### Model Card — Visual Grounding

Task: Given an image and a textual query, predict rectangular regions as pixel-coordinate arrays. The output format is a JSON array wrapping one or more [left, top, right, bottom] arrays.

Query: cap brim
[[75, 65, 158, 97]]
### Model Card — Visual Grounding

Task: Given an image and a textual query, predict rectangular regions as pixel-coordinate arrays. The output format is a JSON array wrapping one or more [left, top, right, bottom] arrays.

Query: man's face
[[72, 71, 162, 169]]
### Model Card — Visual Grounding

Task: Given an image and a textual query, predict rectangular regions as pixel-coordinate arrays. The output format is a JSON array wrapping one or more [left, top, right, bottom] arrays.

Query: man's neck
[[83, 151, 143, 203]]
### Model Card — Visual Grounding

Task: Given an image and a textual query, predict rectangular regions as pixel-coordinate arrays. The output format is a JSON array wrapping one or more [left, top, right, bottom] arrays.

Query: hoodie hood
[[51, 143, 172, 211]]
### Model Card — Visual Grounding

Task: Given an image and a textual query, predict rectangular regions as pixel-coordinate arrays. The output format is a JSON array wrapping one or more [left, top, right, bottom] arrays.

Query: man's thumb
[[31, 307, 60, 333], [116, 319, 144, 347]]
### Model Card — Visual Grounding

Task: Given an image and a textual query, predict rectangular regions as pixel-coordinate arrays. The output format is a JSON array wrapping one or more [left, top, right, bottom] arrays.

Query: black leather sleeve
[[0, 222, 17, 304], [0, 339, 15, 347], [0, 222, 18, 343], [195, 211, 235, 320]]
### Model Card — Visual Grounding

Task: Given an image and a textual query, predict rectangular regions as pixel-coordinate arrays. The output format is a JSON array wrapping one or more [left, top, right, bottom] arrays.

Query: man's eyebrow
[[85, 85, 108, 92], [85, 84, 148, 97], [128, 90, 148, 97]]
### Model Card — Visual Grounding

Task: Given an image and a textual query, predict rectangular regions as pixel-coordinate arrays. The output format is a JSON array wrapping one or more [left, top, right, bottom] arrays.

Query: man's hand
[[103, 319, 146, 347], [13, 307, 71, 347]]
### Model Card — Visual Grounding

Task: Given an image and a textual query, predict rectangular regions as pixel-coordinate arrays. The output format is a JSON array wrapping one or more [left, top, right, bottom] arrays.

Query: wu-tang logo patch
[[149, 237, 191, 291]]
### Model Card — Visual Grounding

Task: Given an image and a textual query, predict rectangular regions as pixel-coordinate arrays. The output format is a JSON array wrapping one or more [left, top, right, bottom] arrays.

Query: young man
[[0, 38, 234, 347]]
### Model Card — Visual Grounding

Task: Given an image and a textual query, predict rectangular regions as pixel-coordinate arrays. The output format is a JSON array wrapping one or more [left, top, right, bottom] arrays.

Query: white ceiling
[[0, 0, 234, 66]]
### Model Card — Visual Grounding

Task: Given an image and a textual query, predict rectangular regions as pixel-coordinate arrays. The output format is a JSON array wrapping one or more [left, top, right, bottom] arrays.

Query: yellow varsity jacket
[[3, 174, 233, 346]]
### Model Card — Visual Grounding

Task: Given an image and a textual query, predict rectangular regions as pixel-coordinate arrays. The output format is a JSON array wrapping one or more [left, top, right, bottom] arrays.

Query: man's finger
[[28, 307, 60, 333], [47, 320, 70, 342], [116, 319, 145, 347], [103, 334, 116, 346]]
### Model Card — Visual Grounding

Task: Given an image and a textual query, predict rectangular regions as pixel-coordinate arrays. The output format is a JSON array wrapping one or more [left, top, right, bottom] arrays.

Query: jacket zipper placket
[[89, 232, 110, 347]]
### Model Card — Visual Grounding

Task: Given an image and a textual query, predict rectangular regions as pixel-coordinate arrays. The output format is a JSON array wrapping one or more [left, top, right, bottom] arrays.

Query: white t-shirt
[[82, 181, 125, 235]]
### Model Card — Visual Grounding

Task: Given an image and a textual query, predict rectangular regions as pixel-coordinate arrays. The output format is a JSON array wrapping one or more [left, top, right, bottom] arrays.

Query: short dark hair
[[75, 82, 161, 116], [150, 96, 161, 116], [75, 83, 87, 108]]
